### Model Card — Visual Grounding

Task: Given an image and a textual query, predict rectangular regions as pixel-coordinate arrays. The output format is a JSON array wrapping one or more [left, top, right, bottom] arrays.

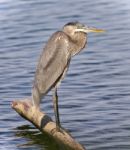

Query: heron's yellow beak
[[75, 27, 105, 33]]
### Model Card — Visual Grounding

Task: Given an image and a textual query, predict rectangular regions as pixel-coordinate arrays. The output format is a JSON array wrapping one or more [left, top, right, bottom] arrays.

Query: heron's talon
[[56, 125, 61, 132], [56, 125, 65, 134]]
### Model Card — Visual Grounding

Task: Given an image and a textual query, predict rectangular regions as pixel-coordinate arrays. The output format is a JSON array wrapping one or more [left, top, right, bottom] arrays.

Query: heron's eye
[[77, 23, 85, 29]]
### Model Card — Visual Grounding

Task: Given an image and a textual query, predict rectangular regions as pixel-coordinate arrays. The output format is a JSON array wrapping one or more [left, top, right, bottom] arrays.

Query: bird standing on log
[[32, 21, 104, 131]]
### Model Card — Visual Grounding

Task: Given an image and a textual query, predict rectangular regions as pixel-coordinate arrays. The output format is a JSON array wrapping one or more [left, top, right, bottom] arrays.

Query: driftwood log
[[11, 99, 86, 150]]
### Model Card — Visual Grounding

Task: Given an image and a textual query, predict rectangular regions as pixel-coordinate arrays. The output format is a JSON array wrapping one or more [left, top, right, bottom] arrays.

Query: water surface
[[0, 0, 130, 149]]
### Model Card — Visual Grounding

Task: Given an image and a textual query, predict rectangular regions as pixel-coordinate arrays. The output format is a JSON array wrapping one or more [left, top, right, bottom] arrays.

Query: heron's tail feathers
[[31, 85, 41, 108]]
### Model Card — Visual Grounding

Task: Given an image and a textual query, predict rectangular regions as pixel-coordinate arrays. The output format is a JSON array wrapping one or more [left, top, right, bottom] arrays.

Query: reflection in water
[[14, 125, 59, 150]]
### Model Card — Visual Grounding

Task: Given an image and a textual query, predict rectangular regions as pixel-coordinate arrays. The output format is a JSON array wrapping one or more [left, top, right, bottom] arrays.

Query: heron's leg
[[53, 87, 61, 131]]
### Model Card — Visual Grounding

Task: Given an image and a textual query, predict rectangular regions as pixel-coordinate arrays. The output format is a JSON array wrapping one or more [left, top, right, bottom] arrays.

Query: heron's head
[[63, 21, 105, 38]]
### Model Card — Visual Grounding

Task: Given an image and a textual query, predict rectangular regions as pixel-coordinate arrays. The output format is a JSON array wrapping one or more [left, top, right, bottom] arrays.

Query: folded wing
[[32, 31, 70, 105]]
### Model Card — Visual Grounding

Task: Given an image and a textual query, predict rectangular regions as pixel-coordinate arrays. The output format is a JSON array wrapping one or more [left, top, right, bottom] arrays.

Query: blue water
[[0, 0, 130, 149]]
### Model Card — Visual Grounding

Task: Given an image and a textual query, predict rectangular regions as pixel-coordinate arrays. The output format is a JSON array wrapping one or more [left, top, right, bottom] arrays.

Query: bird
[[32, 21, 104, 132]]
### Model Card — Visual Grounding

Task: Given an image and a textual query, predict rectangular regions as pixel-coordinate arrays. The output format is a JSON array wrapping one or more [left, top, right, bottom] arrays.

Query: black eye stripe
[[65, 21, 79, 26], [64, 22, 86, 29]]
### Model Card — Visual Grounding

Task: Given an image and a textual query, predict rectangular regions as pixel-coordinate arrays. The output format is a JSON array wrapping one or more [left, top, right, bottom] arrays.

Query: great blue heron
[[32, 21, 104, 131]]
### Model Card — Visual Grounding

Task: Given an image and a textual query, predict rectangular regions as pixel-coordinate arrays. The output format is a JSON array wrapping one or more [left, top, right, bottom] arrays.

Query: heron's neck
[[69, 33, 87, 56]]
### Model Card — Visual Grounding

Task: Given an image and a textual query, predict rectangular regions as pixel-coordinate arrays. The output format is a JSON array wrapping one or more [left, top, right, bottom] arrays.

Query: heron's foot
[[56, 125, 60, 132], [56, 124, 62, 132], [56, 124, 65, 134]]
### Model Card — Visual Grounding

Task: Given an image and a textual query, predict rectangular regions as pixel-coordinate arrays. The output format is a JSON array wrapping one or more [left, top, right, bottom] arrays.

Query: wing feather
[[34, 31, 70, 95]]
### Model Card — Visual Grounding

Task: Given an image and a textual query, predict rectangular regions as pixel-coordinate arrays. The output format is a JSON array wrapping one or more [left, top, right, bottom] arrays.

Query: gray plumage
[[32, 22, 87, 106], [31, 21, 104, 131]]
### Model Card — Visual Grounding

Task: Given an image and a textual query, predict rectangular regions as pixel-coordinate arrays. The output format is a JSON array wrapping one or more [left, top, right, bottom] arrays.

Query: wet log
[[11, 99, 86, 150]]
